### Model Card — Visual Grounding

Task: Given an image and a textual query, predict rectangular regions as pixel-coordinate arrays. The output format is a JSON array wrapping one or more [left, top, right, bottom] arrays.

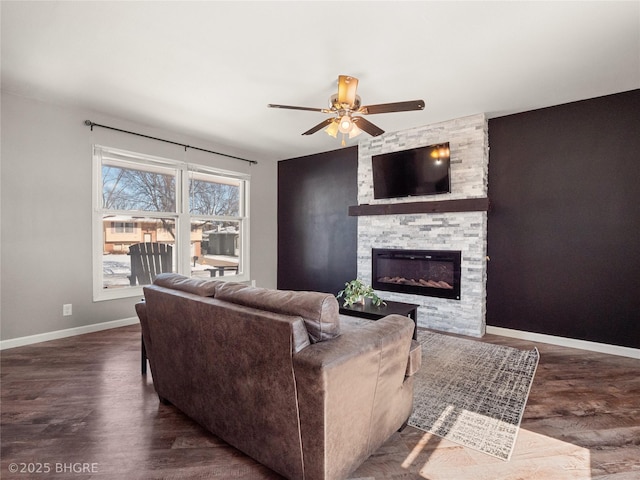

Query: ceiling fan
[[268, 75, 425, 145]]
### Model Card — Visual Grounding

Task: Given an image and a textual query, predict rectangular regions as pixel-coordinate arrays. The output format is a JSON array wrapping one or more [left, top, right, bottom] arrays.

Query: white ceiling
[[2, 1, 639, 162]]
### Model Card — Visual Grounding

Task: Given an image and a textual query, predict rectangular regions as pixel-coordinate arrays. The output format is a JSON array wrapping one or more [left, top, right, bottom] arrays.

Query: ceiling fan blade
[[337, 75, 359, 108], [358, 100, 425, 115], [352, 117, 385, 137], [268, 104, 329, 113], [302, 118, 335, 135]]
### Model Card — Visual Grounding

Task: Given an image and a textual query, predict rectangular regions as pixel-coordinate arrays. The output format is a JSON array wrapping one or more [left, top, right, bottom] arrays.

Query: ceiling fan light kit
[[348, 123, 362, 139], [338, 115, 354, 134], [268, 75, 425, 146], [325, 120, 339, 138]]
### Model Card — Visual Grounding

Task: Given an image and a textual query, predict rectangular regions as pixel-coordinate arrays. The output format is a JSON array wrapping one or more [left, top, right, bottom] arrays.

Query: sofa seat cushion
[[215, 282, 341, 343], [153, 273, 221, 297]]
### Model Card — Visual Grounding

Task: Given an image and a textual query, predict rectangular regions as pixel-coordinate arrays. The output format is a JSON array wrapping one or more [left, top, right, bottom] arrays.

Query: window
[[93, 145, 250, 301], [112, 222, 135, 233]]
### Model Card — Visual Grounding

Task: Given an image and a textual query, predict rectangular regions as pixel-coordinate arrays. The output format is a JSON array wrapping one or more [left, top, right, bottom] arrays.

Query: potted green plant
[[337, 279, 386, 308]]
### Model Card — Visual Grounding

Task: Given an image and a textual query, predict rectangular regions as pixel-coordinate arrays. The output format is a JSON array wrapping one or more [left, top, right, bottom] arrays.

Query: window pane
[[102, 215, 175, 289], [189, 173, 240, 216], [190, 219, 241, 279], [111, 221, 135, 233], [102, 164, 176, 212]]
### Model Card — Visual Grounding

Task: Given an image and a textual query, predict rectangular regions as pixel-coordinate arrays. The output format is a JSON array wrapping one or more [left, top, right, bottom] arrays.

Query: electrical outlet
[[63, 304, 72, 316]]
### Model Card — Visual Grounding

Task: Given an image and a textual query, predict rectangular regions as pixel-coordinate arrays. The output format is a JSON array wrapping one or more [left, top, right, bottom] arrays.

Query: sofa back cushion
[[153, 273, 221, 297], [215, 282, 340, 343]]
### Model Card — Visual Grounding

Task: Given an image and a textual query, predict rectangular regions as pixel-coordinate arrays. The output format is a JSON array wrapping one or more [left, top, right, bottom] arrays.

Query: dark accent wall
[[487, 89, 640, 349], [277, 146, 358, 294]]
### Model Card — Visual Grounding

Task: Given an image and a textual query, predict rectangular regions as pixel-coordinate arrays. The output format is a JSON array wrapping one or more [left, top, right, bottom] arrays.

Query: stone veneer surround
[[357, 114, 488, 337]]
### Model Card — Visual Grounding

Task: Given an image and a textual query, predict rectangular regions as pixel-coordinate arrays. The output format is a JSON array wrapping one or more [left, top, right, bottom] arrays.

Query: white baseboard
[[0, 317, 140, 351], [486, 325, 640, 360], [3, 318, 637, 359]]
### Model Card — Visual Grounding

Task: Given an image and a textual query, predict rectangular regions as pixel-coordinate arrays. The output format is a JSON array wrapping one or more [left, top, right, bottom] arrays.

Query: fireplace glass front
[[372, 248, 461, 300]]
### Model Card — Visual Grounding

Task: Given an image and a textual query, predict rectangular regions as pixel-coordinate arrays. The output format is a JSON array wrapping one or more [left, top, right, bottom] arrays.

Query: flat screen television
[[372, 143, 451, 200]]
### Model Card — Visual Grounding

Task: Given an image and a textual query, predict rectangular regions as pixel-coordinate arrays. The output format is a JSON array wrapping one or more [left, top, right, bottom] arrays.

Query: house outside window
[[93, 145, 250, 301]]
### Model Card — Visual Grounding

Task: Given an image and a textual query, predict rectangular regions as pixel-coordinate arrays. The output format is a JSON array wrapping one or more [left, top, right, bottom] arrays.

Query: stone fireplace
[[355, 114, 488, 337]]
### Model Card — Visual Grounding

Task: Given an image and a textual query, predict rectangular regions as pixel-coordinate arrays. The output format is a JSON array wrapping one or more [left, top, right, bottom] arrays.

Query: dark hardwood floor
[[1, 324, 639, 479]]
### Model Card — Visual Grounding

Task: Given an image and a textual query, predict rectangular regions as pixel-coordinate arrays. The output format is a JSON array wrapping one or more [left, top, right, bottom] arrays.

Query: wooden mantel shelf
[[348, 197, 489, 216]]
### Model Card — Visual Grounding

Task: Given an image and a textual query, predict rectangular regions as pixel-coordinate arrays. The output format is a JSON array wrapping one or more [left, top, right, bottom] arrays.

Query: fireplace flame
[[378, 276, 453, 289]]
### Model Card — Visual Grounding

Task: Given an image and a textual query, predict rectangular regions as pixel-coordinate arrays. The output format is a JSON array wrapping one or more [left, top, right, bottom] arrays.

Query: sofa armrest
[[292, 314, 416, 480]]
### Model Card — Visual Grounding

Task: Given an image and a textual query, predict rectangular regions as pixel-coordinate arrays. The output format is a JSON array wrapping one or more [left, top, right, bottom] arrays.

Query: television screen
[[372, 143, 451, 200]]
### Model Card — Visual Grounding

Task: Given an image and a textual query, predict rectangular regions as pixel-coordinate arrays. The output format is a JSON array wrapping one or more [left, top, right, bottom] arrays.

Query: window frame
[[92, 145, 250, 301]]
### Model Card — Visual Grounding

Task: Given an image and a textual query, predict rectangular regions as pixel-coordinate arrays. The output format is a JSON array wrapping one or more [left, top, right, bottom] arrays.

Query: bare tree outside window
[[189, 175, 240, 217], [102, 165, 176, 212]]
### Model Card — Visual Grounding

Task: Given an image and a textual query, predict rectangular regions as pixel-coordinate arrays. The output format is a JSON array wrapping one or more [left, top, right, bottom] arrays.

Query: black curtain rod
[[84, 120, 257, 165]]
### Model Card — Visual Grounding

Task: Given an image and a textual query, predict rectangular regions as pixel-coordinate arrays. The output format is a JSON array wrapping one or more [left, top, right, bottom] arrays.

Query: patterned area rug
[[408, 331, 539, 461]]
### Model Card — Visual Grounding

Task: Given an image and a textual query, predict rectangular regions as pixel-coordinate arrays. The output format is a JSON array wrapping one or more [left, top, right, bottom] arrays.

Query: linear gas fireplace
[[372, 248, 461, 300]]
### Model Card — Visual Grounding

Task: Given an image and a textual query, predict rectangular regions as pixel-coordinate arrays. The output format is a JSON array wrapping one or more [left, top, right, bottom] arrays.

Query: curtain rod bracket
[[84, 120, 257, 165]]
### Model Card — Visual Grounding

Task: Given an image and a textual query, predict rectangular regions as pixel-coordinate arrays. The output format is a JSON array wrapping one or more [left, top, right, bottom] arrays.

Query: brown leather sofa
[[135, 273, 421, 480]]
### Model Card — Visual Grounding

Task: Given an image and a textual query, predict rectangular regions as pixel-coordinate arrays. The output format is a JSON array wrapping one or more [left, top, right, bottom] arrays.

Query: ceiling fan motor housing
[[330, 93, 361, 111]]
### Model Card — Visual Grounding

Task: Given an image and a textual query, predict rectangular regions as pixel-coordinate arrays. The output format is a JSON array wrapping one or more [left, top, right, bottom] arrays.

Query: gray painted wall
[[1, 92, 277, 342]]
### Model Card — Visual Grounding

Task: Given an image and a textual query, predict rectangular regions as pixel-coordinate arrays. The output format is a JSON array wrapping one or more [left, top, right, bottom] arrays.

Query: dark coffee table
[[339, 299, 419, 340]]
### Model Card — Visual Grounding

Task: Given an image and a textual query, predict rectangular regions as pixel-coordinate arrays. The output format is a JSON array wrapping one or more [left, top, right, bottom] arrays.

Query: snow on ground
[[102, 254, 235, 288]]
